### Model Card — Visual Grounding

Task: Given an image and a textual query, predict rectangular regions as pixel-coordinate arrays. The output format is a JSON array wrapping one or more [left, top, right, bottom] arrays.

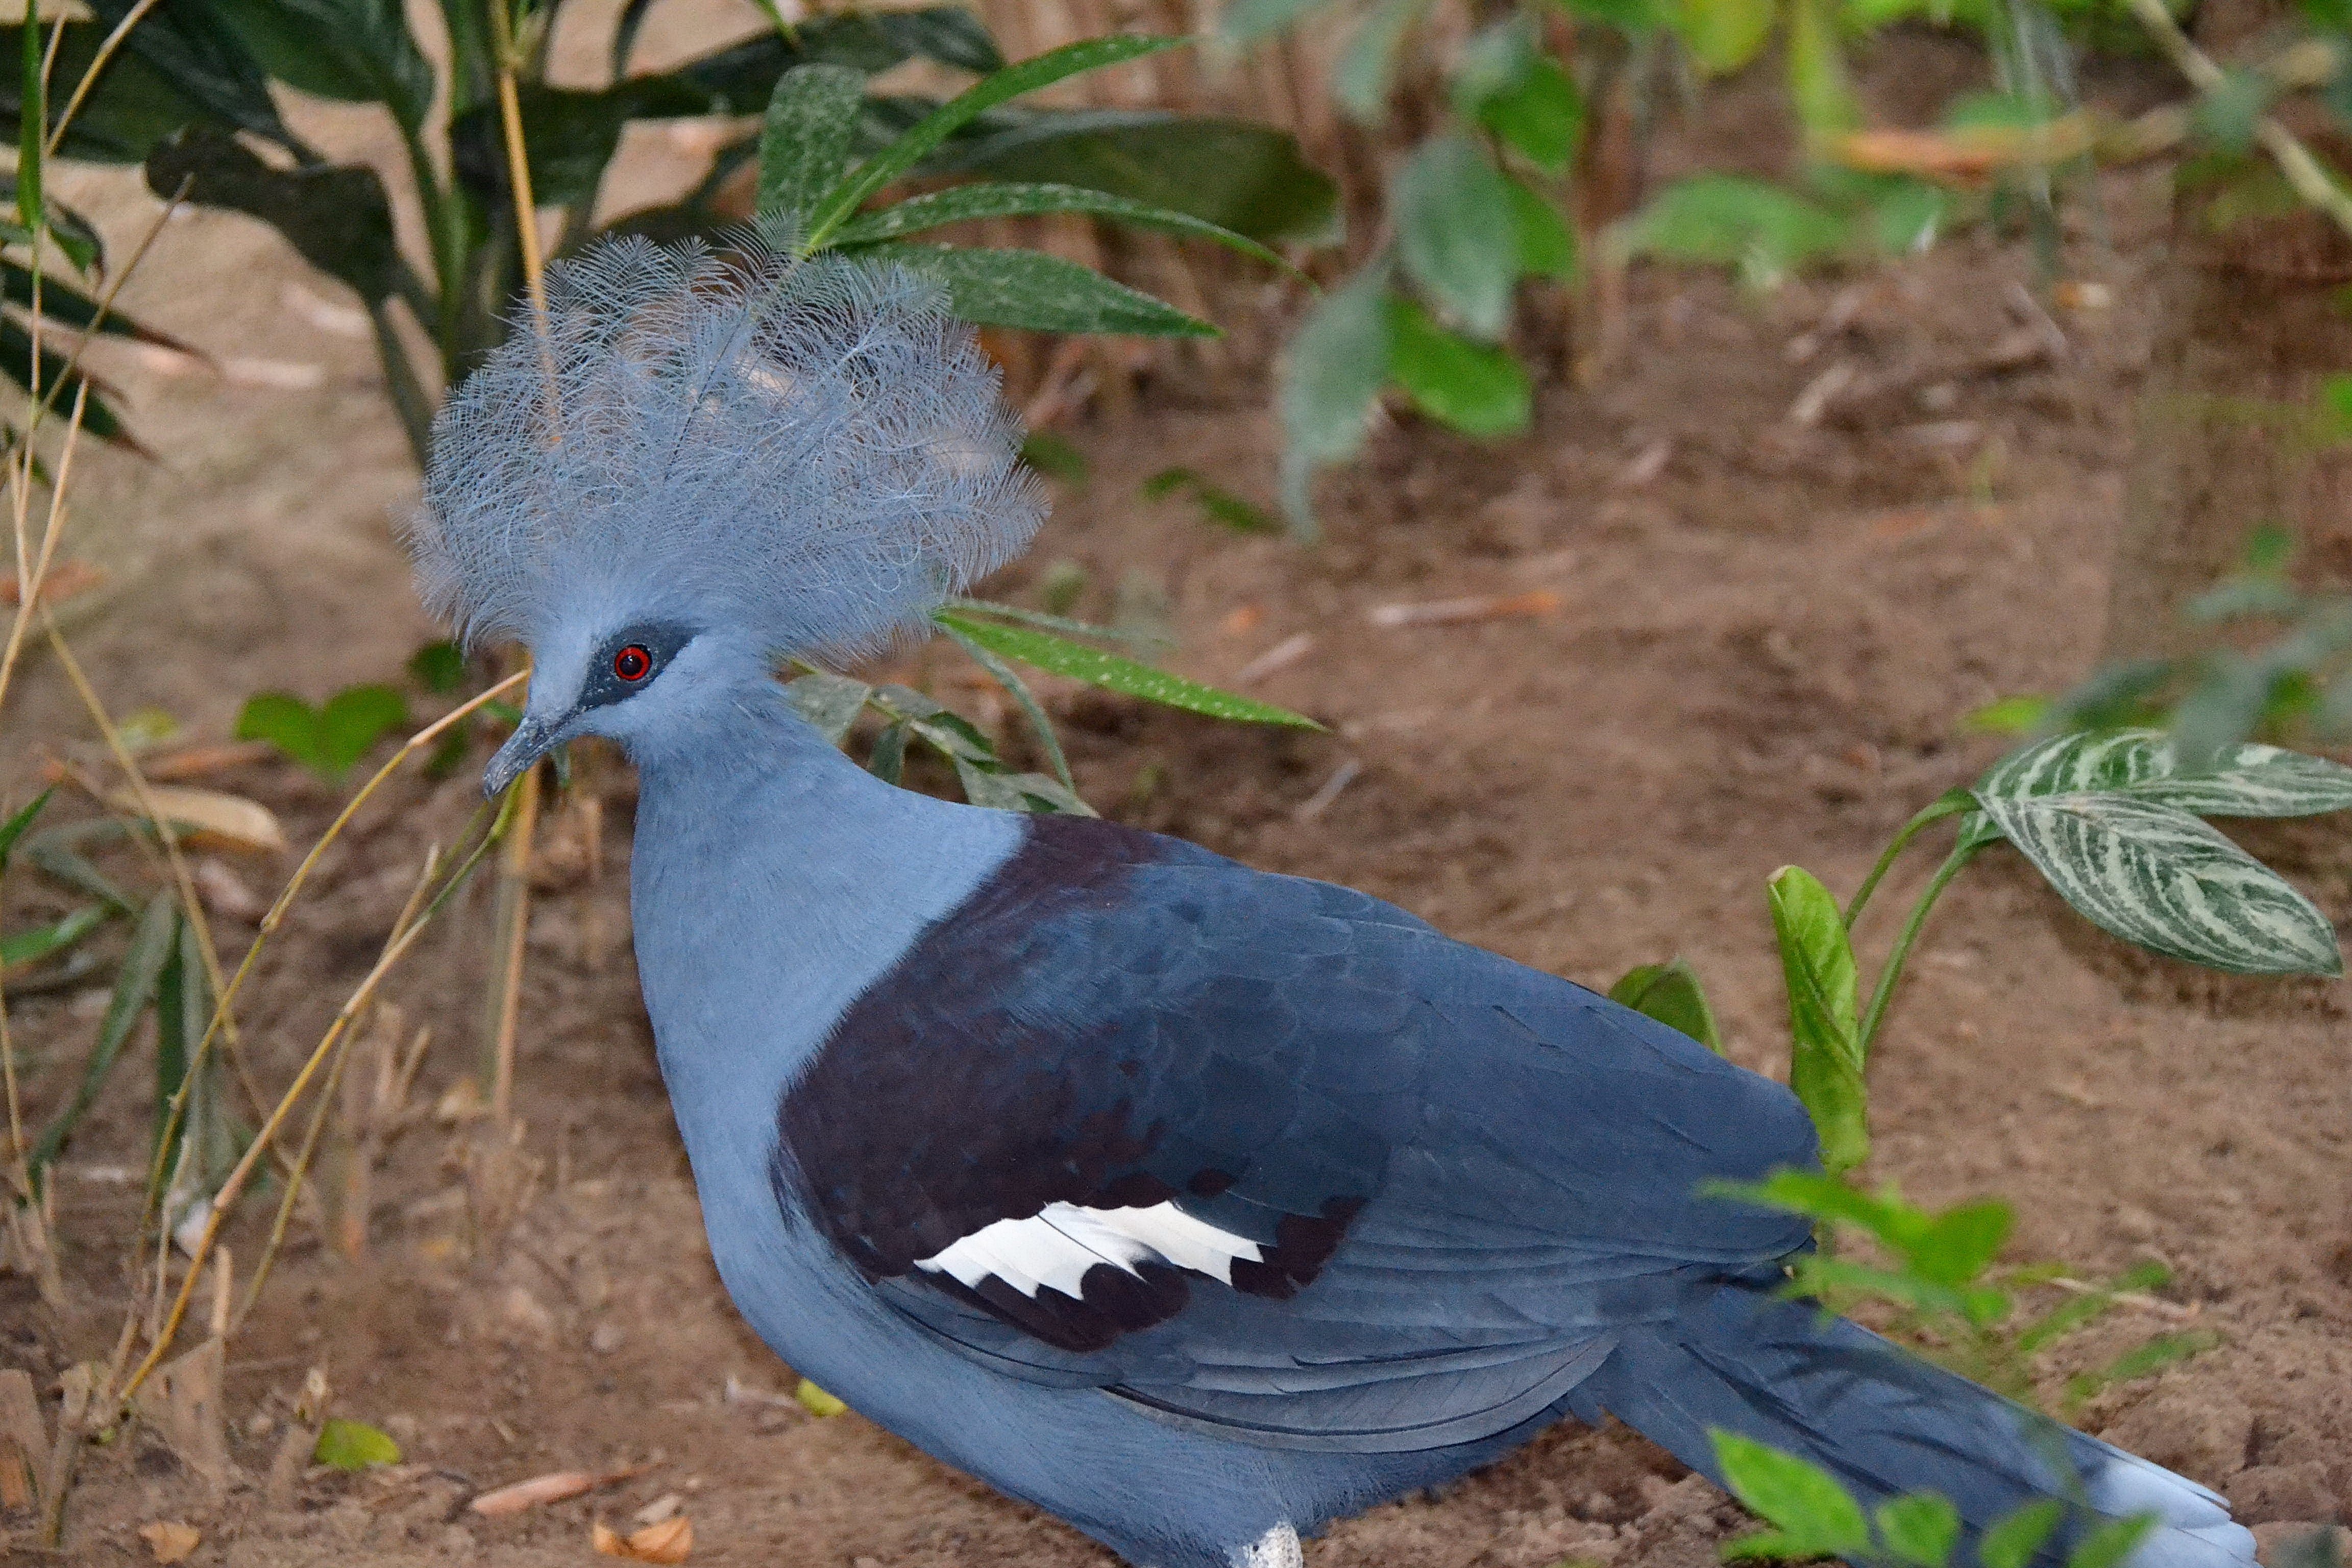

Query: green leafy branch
[[784, 602, 1315, 816]]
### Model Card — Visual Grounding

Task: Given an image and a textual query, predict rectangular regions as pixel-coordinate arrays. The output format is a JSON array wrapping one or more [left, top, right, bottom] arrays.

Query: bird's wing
[[771, 816, 1818, 1453]]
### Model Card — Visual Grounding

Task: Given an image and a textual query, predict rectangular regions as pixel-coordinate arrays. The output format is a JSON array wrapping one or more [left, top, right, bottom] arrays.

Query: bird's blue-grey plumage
[[412, 237, 2255, 1568]]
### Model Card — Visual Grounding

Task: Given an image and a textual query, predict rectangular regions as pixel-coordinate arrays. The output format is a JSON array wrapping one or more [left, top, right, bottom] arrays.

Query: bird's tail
[[1564, 1283, 2252, 1568]]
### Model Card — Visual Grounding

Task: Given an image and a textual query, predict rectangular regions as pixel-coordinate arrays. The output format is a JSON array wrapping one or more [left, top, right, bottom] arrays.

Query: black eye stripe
[[577, 623, 693, 712]]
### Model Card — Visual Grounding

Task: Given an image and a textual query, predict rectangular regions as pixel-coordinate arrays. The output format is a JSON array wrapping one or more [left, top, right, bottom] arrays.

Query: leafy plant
[[1620, 728, 2351, 1178], [1719, 1170, 2215, 1410], [1711, 1430, 2155, 1568], [1981, 522, 2352, 766], [783, 600, 1315, 818], [235, 684, 411, 783], [10, 3, 1327, 464], [1231, 1, 1588, 529], [1144, 467, 1283, 534]]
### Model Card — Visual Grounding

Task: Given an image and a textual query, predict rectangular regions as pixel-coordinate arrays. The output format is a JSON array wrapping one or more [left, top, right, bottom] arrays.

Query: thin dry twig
[[119, 791, 514, 1409]]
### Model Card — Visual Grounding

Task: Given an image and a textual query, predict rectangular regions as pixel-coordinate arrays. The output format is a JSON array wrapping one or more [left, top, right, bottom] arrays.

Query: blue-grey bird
[[409, 236, 2254, 1568]]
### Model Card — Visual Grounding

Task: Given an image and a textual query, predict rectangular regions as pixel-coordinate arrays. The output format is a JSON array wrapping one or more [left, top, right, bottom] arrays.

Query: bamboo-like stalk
[[479, 0, 554, 1125]]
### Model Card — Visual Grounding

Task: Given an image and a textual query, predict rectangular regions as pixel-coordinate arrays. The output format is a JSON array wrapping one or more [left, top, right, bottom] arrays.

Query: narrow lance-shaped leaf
[[18, 8, 41, 233], [873, 242, 1213, 337], [1767, 865, 1868, 1174], [29, 892, 179, 1181], [0, 904, 108, 967], [935, 611, 1320, 728], [783, 670, 873, 746], [800, 34, 1185, 251], [935, 616, 1077, 793], [758, 65, 866, 229], [0, 787, 54, 872], [830, 182, 1296, 273]]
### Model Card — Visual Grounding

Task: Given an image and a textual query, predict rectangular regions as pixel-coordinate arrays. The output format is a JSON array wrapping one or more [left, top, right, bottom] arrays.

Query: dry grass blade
[[113, 689, 523, 1408]]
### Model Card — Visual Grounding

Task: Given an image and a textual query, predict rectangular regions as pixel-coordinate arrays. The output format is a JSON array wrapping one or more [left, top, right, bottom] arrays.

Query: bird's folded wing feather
[[770, 817, 1818, 1453]]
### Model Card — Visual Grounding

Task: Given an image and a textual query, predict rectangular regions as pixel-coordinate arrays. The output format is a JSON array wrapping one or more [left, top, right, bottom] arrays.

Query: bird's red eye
[[612, 644, 653, 682]]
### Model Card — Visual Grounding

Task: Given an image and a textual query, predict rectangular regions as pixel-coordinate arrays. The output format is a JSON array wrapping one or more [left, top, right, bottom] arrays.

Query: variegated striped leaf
[[1975, 729, 2352, 818], [1968, 791, 2342, 976]]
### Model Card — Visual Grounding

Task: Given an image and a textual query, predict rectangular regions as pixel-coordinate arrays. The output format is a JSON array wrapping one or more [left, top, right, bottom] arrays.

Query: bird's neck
[[623, 678, 1021, 1174]]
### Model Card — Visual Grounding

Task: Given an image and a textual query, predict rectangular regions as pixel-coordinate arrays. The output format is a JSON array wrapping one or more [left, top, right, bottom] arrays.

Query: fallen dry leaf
[[0, 558, 105, 607], [471, 1462, 653, 1516], [471, 1469, 598, 1515], [110, 787, 288, 854], [138, 1521, 201, 1563], [1365, 590, 1562, 629], [594, 1514, 693, 1564]]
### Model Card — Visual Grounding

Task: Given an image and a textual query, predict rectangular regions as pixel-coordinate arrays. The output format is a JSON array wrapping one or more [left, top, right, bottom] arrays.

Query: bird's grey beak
[[483, 714, 562, 799]]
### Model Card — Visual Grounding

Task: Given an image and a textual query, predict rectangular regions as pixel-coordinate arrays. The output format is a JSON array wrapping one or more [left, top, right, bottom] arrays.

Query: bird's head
[[403, 233, 1044, 797]]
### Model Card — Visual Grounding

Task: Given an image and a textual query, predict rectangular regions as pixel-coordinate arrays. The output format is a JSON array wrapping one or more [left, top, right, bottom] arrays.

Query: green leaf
[[236, 685, 409, 782], [1876, 1493, 1962, 1568], [0, 787, 53, 873], [832, 181, 1293, 273], [207, 0, 434, 130], [1479, 57, 1584, 175], [145, 129, 404, 303], [1606, 958, 1724, 1054], [1393, 134, 1519, 340], [784, 671, 873, 747], [794, 1378, 847, 1417], [1505, 177, 1578, 281], [934, 611, 1320, 727], [18, 11, 40, 234], [936, 616, 1079, 793], [1617, 174, 1849, 289], [1971, 791, 2339, 975], [407, 641, 465, 695], [313, 1418, 401, 1470], [1963, 694, 2050, 734], [1277, 264, 1391, 533], [1143, 467, 1282, 534], [1906, 1199, 2012, 1286], [874, 242, 1214, 337], [1669, 0, 1776, 74], [801, 34, 1186, 251], [759, 65, 867, 228], [1767, 866, 1867, 1175], [874, 7, 1004, 74], [1964, 730, 2352, 974], [1786, 0, 1858, 139], [0, 904, 108, 968], [2068, 1516, 2160, 1568], [1980, 1501, 2065, 1568], [1383, 295, 1531, 438], [29, 892, 177, 1181], [0, 317, 134, 447], [47, 1, 295, 158], [932, 116, 1341, 248], [1334, 0, 1429, 121], [1709, 1431, 1871, 1560], [863, 719, 907, 783], [953, 757, 1094, 815]]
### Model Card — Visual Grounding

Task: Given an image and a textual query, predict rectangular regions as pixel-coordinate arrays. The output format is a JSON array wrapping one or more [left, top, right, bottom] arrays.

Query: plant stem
[[1844, 787, 1974, 930], [1855, 841, 1981, 1058]]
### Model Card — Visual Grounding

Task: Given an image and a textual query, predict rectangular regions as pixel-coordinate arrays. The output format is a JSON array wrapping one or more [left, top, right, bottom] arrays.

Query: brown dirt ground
[[5, 29, 2352, 1568]]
